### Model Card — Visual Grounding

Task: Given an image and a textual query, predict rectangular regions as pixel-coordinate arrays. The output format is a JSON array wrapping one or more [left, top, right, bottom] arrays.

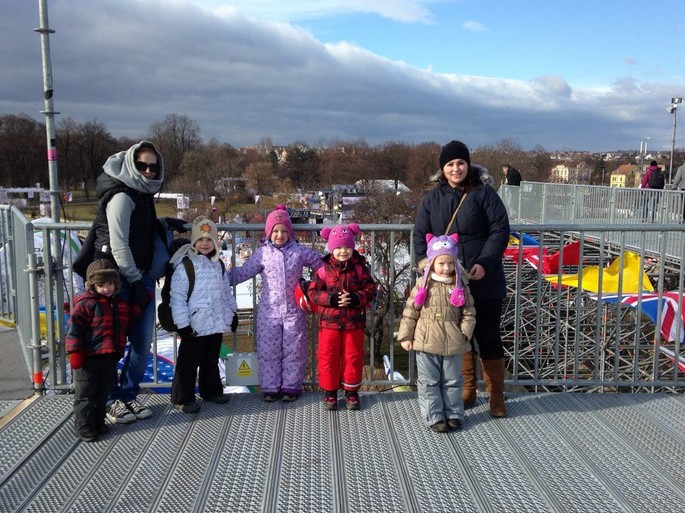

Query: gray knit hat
[[85, 259, 120, 293]]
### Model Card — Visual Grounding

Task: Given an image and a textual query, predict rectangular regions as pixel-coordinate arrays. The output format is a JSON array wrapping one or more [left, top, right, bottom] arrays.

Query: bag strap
[[181, 257, 195, 300], [444, 192, 467, 235]]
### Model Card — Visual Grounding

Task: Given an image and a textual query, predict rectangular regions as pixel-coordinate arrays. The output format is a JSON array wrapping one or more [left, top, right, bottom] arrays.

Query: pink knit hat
[[321, 223, 360, 253], [264, 205, 294, 239], [415, 233, 465, 308]]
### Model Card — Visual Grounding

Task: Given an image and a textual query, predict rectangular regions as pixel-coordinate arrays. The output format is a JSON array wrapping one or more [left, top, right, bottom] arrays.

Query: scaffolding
[[501, 230, 685, 393]]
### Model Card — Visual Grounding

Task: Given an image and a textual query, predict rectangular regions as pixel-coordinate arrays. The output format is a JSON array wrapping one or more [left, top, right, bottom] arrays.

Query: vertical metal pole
[[34, 0, 60, 223], [670, 108, 677, 184], [27, 242, 45, 393], [35, 0, 67, 389]]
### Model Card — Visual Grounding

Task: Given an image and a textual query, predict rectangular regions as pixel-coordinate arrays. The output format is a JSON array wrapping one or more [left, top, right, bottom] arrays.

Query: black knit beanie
[[439, 140, 471, 169]]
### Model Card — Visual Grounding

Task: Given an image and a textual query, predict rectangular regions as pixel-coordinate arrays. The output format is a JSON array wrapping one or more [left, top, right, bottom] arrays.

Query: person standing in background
[[671, 162, 685, 222]]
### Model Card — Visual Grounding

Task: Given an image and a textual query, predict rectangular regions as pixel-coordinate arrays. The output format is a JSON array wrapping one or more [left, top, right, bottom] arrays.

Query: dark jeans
[[109, 272, 155, 404], [170, 332, 224, 405], [472, 298, 505, 360], [73, 353, 120, 435]]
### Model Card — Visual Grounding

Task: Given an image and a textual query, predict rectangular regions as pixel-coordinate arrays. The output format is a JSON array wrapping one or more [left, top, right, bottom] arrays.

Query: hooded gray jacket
[[94, 141, 164, 284]]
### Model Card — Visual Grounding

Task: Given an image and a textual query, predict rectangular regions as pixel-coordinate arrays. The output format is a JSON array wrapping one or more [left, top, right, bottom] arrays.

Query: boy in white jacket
[[170, 216, 238, 413]]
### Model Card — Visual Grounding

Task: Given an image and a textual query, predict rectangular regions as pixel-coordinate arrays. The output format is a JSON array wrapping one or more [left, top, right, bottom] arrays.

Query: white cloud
[[1, 0, 681, 151], [462, 20, 488, 32], [198, 0, 434, 23]]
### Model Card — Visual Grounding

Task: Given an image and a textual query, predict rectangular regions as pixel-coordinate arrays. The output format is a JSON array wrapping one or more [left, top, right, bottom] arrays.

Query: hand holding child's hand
[[400, 340, 413, 352]]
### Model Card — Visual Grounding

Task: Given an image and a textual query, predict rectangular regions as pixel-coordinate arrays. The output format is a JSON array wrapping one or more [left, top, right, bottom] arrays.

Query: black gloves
[[330, 292, 359, 308], [162, 217, 189, 233], [131, 280, 151, 310], [231, 313, 239, 332], [177, 325, 197, 338]]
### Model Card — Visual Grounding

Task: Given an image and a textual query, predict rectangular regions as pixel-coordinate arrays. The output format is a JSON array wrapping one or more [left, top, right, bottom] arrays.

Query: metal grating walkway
[[1, 391, 684, 512]]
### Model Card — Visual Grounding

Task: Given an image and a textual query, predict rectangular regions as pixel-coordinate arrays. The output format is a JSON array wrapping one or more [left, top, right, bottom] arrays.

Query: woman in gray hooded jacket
[[93, 140, 164, 424]]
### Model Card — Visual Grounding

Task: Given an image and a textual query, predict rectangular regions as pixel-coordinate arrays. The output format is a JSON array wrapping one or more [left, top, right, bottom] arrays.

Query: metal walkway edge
[[1, 392, 684, 512]]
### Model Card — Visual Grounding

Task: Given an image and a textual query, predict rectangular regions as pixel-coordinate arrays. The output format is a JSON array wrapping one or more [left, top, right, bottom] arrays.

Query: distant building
[[609, 164, 640, 188], [353, 179, 411, 193], [550, 163, 591, 184], [550, 164, 570, 183]]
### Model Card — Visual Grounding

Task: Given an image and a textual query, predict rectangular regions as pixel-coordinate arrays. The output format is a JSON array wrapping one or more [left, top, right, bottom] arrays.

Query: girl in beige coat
[[398, 233, 476, 432]]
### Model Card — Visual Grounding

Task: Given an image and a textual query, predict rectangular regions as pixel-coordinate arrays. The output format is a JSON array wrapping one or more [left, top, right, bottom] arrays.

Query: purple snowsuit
[[231, 239, 323, 395]]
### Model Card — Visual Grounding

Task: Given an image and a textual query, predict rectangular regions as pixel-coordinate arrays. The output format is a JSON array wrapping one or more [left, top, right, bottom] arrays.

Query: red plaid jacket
[[307, 252, 377, 331], [66, 291, 141, 357]]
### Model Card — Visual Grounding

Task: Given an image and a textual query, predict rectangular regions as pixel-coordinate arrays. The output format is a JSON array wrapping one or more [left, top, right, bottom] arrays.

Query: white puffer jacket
[[169, 251, 237, 336]]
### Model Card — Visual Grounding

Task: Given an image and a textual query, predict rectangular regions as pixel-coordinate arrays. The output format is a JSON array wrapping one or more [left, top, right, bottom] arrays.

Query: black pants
[[73, 353, 119, 435], [472, 298, 505, 360], [170, 332, 224, 405]]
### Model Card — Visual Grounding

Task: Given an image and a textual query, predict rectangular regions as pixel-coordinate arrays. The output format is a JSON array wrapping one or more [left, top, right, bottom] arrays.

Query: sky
[[2, 0, 685, 152]]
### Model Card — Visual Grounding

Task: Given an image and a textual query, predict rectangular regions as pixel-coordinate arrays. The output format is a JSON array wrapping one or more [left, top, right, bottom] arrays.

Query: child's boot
[[345, 390, 360, 411], [323, 391, 338, 410]]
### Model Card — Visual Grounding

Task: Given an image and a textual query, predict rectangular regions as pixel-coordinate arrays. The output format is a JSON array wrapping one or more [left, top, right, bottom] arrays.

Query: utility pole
[[34, 0, 60, 223], [669, 97, 682, 184], [35, 0, 67, 389]]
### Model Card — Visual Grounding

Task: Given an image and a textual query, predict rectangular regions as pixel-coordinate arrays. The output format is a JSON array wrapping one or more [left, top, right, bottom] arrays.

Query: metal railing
[[1, 194, 684, 393], [503, 182, 685, 224]]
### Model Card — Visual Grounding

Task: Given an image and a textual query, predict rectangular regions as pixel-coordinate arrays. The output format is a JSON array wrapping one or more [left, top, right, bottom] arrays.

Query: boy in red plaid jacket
[[66, 259, 142, 442]]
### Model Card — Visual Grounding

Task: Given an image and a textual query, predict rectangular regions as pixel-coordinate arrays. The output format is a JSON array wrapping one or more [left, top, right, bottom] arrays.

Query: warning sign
[[225, 352, 259, 386], [237, 360, 252, 377]]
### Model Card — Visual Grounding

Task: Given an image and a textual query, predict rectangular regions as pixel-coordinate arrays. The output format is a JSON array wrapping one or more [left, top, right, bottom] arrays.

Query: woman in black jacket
[[413, 140, 510, 417]]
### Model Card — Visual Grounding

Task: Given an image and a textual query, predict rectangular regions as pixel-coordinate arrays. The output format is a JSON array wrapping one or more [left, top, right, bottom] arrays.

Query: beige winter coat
[[397, 279, 476, 356]]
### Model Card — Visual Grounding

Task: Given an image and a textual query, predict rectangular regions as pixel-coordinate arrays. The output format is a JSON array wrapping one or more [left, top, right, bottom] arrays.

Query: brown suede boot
[[481, 358, 507, 418], [461, 351, 478, 407]]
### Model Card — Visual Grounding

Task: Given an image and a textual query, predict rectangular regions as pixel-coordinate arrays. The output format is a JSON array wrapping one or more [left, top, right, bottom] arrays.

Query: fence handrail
[[1, 204, 684, 393]]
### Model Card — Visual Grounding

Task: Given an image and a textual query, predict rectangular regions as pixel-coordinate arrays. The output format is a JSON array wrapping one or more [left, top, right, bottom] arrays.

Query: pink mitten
[[450, 287, 465, 307]]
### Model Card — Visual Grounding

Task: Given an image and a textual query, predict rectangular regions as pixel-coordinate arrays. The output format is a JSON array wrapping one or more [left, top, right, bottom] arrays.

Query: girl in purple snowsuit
[[231, 205, 323, 402]]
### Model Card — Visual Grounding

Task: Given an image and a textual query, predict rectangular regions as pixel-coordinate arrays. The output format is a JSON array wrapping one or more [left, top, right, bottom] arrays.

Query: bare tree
[[243, 161, 282, 196], [56, 117, 80, 191], [282, 142, 321, 190], [56, 118, 117, 198], [147, 114, 202, 179], [0, 115, 46, 188], [374, 141, 411, 190], [524, 144, 553, 182], [319, 139, 373, 187], [406, 142, 440, 190]]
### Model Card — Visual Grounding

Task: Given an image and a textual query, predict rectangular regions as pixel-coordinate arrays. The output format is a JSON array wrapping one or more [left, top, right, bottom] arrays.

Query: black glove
[[330, 293, 340, 308], [177, 325, 197, 338], [162, 217, 189, 233], [231, 313, 239, 332], [131, 280, 151, 310]]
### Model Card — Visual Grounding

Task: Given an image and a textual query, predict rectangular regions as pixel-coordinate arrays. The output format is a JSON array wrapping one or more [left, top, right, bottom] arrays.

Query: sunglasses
[[134, 161, 159, 174]]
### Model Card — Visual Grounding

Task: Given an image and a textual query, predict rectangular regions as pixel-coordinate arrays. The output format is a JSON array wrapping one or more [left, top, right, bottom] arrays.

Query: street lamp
[[669, 96, 682, 183], [639, 136, 650, 172]]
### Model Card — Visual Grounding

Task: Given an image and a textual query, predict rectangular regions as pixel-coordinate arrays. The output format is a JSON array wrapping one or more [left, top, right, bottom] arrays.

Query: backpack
[[156, 256, 225, 333], [648, 168, 665, 189]]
